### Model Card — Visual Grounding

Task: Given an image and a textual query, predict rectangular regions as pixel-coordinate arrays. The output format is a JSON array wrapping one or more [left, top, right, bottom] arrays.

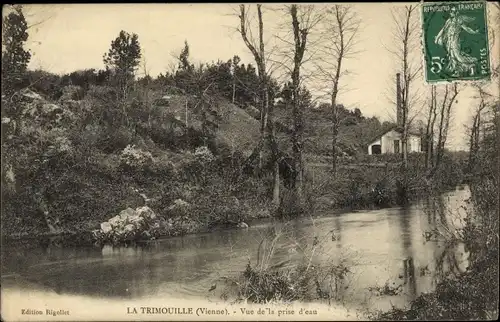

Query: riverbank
[[1, 182, 463, 248], [0, 209, 272, 248], [368, 158, 499, 320], [0, 195, 409, 248]]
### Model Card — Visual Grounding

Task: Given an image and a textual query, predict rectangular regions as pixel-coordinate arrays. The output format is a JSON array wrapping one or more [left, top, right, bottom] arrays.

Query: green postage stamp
[[422, 1, 491, 83]]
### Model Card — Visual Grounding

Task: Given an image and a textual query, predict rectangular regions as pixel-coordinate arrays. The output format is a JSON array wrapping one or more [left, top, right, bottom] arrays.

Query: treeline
[[16, 52, 265, 108]]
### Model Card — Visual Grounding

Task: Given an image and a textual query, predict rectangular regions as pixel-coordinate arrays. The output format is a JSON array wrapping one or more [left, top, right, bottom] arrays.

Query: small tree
[[434, 83, 459, 171], [1, 5, 31, 96], [103, 30, 141, 97], [174, 40, 197, 94], [178, 40, 194, 72], [102, 30, 141, 125]]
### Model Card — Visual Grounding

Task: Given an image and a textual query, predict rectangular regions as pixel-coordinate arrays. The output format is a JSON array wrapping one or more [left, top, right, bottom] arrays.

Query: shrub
[[97, 127, 134, 153], [59, 85, 85, 101], [235, 263, 315, 303], [370, 179, 392, 208], [194, 146, 215, 163]]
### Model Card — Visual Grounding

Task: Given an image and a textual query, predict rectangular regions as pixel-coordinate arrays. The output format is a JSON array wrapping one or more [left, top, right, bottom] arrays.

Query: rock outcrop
[[93, 200, 202, 245], [237, 222, 249, 229], [93, 206, 160, 245]]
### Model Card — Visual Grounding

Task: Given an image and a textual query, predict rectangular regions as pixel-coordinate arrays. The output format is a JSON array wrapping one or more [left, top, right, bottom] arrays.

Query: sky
[[5, 3, 500, 151]]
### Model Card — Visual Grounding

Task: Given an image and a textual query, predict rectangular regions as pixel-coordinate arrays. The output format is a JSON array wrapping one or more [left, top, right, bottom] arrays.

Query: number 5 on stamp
[[421, 1, 491, 83]]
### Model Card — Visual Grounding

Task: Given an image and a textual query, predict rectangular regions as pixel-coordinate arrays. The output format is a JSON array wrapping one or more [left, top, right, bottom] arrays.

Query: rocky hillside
[[1, 86, 272, 241]]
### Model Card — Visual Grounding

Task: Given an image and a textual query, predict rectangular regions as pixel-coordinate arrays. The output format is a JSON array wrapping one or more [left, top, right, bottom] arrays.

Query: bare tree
[[287, 4, 324, 204], [468, 92, 487, 172], [386, 5, 422, 172], [424, 85, 439, 170], [315, 4, 360, 174], [238, 4, 280, 207], [434, 84, 459, 171], [230, 55, 240, 104], [423, 83, 460, 174], [139, 55, 153, 130]]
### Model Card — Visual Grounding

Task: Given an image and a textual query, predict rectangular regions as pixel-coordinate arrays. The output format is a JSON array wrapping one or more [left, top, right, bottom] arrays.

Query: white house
[[367, 73, 423, 155], [367, 127, 422, 155]]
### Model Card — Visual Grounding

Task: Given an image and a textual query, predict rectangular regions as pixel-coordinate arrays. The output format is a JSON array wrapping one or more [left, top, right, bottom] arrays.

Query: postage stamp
[[421, 1, 491, 83]]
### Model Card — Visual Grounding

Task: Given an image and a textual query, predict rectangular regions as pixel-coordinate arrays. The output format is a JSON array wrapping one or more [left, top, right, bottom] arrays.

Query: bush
[[370, 179, 392, 208], [59, 85, 85, 101], [235, 263, 315, 303], [97, 127, 134, 153], [120, 144, 153, 169], [375, 267, 498, 320], [194, 146, 215, 163]]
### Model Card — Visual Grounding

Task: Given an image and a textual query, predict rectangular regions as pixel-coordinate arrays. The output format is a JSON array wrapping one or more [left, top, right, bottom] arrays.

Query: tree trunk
[[435, 85, 458, 171], [239, 4, 280, 207], [468, 114, 480, 171], [330, 9, 344, 174], [270, 123, 280, 208], [401, 88, 408, 173], [399, 6, 415, 174], [291, 81, 304, 200], [425, 85, 437, 170], [331, 77, 341, 173], [331, 126, 338, 174], [37, 196, 59, 235], [290, 5, 308, 204], [232, 81, 236, 104], [265, 79, 280, 207], [435, 89, 447, 169], [468, 99, 485, 173]]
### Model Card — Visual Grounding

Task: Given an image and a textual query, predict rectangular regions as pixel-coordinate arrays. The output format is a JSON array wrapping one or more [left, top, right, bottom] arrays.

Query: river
[[1, 186, 470, 320]]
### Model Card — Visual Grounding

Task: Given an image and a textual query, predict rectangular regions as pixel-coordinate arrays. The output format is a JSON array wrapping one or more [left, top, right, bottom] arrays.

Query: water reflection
[[333, 214, 342, 247], [422, 191, 468, 285], [396, 205, 417, 299], [1, 187, 472, 311]]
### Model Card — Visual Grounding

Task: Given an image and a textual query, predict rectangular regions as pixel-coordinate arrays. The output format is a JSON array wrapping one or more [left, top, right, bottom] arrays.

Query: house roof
[[367, 125, 422, 146]]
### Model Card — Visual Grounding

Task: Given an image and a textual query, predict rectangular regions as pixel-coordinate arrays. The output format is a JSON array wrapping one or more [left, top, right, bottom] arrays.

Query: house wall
[[368, 130, 422, 155], [380, 130, 402, 154]]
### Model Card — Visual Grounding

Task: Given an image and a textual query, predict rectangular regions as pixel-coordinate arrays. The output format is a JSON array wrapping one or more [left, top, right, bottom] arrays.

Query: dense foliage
[[1, 5, 31, 95]]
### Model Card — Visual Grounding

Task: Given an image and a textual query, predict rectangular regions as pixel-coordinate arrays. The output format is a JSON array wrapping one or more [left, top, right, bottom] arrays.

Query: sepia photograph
[[1, 2, 499, 321]]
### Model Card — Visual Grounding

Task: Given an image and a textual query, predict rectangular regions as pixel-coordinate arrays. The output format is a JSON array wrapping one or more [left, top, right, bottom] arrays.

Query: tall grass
[[219, 218, 356, 305]]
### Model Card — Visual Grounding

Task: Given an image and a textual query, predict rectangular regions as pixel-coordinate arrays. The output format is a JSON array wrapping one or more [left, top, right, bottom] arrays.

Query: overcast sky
[[8, 3, 500, 151]]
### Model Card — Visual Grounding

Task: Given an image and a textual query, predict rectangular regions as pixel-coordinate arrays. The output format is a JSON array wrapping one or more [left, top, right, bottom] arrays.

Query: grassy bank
[[306, 152, 465, 214]]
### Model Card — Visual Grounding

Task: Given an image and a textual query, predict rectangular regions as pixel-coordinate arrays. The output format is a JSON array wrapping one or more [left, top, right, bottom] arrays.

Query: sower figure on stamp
[[434, 6, 479, 77]]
